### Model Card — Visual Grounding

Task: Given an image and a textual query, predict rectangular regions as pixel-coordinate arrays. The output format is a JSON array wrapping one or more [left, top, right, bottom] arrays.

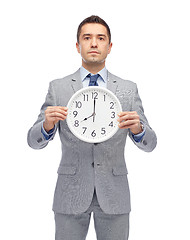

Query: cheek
[[80, 45, 88, 55], [101, 44, 111, 54], [102, 48, 110, 57]]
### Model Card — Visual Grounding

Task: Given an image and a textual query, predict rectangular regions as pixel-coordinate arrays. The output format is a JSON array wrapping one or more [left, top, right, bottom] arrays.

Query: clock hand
[[81, 113, 95, 122], [93, 98, 96, 113], [93, 98, 96, 122]]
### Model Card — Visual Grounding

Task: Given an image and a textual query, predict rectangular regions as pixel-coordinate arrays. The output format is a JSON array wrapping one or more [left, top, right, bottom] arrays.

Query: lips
[[88, 51, 100, 54]]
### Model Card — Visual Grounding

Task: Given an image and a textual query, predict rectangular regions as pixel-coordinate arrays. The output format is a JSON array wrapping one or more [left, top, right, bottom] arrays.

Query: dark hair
[[77, 15, 111, 43]]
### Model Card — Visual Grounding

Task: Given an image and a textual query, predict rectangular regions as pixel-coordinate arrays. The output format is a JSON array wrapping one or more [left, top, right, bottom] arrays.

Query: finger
[[47, 112, 67, 120], [118, 119, 139, 128], [46, 112, 67, 120], [48, 111, 67, 118], [46, 106, 68, 112], [119, 124, 138, 130], [46, 108, 68, 116], [117, 114, 139, 123], [46, 106, 68, 111], [118, 111, 137, 117], [59, 106, 68, 111]]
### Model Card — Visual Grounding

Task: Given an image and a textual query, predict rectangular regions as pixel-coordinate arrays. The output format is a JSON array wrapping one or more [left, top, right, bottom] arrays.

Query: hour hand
[[81, 113, 94, 122]]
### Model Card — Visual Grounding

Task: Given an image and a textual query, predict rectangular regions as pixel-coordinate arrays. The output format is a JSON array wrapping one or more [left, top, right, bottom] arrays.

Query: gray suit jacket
[[27, 69, 157, 214]]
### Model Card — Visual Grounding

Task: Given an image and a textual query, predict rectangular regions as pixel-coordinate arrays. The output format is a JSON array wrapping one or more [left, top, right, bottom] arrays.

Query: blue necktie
[[88, 74, 99, 86]]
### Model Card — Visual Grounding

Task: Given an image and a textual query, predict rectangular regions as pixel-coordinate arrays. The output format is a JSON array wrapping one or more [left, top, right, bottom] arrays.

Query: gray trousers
[[54, 188, 130, 240]]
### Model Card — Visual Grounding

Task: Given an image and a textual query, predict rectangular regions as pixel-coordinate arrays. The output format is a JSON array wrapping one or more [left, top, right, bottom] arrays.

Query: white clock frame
[[66, 86, 122, 143]]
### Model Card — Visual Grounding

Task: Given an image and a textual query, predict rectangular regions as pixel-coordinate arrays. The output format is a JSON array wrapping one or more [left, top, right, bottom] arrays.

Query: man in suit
[[27, 15, 157, 240]]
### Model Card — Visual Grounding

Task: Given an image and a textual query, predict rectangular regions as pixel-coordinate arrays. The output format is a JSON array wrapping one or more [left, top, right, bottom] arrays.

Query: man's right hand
[[43, 106, 68, 132]]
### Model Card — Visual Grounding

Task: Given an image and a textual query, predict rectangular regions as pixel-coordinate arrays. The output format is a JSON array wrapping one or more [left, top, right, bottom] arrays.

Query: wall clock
[[66, 86, 122, 143]]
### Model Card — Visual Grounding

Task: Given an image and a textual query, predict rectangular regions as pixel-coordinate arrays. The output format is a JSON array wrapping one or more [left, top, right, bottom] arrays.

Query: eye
[[99, 37, 104, 41], [84, 37, 90, 40]]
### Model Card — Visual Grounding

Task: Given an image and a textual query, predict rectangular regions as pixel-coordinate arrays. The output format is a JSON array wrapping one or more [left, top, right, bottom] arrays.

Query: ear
[[108, 42, 113, 54], [76, 42, 80, 53]]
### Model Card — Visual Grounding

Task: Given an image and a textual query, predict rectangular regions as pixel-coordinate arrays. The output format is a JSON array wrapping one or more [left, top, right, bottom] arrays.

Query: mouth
[[88, 51, 100, 54]]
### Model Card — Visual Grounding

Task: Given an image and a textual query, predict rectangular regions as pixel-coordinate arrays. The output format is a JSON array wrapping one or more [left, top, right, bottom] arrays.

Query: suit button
[[94, 143, 98, 145], [37, 137, 43, 143], [92, 162, 94, 167], [143, 140, 147, 145]]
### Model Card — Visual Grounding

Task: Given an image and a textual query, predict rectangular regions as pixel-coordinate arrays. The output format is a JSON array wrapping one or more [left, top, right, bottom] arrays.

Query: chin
[[83, 57, 104, 65], [87, 58, 99, 63]]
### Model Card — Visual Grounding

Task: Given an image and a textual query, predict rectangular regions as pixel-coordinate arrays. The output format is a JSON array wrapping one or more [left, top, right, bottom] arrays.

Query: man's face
[[76, 23, 112, 66]]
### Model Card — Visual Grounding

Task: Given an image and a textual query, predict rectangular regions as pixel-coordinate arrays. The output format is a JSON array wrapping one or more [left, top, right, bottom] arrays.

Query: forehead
[[80, 23, 108, 36]]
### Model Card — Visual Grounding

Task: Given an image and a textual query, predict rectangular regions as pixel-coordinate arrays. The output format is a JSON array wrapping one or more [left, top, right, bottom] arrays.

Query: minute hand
[[93, 98, 96, 122]]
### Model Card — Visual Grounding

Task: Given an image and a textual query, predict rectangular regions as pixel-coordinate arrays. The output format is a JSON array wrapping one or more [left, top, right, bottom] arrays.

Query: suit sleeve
[[128, 83, 157, 152], [27, 81, 58, 149]]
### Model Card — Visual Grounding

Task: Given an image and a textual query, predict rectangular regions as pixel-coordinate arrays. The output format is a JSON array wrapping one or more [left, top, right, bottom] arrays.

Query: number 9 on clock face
[[66, 86, 122, 143]]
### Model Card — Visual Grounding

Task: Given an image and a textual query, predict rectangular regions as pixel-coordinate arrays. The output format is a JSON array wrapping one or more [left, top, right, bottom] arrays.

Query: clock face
[[66, 86, 122, 143]]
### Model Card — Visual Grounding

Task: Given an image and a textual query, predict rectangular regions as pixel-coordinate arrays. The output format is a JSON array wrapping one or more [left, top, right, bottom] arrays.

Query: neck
[[82, 61, 105, 74]]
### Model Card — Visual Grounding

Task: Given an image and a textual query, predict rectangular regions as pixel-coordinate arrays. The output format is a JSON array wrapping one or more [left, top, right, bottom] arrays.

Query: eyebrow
[[82, 33, 107, 38]]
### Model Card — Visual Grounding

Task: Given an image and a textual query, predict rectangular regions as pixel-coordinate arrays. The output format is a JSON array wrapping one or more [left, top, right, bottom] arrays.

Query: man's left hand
[[117, 111, 143, 135]]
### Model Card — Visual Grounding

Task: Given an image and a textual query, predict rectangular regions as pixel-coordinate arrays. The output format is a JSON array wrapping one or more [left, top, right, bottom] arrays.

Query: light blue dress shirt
[[41, 66, 145, 142], [80, 66, 107, 88]]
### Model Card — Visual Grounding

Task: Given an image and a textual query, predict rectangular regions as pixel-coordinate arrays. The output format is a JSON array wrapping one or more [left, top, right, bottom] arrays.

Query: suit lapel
[[107, 71, 118, 94], [70, 69, 83, 93]]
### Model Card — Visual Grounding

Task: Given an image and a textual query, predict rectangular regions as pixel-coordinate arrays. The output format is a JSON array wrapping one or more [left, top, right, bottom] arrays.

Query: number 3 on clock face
[[66, 86, 122, 143]]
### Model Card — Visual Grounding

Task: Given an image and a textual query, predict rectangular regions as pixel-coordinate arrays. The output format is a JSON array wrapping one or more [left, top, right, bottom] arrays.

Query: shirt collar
[[80, 66, 107, 83]]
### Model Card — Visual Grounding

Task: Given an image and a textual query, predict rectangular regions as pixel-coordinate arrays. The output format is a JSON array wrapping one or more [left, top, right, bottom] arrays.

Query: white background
[[0, 0, 190, 239]]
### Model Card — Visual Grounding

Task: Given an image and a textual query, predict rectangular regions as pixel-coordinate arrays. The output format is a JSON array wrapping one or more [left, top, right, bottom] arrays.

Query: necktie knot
[[88, 74, 99, 86]]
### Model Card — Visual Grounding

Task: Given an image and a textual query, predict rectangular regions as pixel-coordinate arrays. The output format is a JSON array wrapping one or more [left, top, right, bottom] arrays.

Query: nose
[[91, 37, 98, 48]]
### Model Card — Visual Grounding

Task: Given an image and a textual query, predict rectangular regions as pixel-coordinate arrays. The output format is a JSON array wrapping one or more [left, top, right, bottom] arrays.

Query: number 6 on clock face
[[66, 86, 122, 143]]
